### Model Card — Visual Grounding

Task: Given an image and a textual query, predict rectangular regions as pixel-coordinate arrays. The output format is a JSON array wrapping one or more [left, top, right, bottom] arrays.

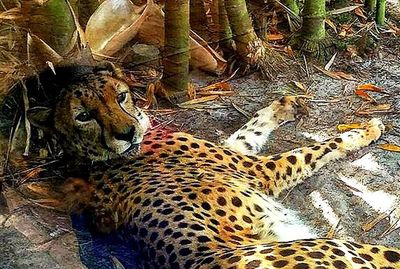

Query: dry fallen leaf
[[292, 81, 307, 92], [199, 81, 232, 92], [337, 123, 363, 132], [356, 84, 383, 92], [325, 18, 337, 33], [377, 144, 400, 152], [178, 95, 219, 107], [355, 104, 392, 115], [0, 7, 21, 20], [354, 7, 367, 20], [355, 84, 384, 102], [267, 33, 285, 41], [338, 24, 353, 38], [346, 45, 359, 58], [387, 22, 400, 36], [284, 46, 294, 57], [314, 65, 356, 81]]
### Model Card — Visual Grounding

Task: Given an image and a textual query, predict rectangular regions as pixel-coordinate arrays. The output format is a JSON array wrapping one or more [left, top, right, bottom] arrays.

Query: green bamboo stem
[[22, 0, 75, 54], [283, 0, 300, 16], [301, 0, 326, 42], [225, 0, 258, 61], [376, 0, 386, 25], [218, 0, 234, 52], [365, 0, 377, 11], [161, 0, 190, 101]]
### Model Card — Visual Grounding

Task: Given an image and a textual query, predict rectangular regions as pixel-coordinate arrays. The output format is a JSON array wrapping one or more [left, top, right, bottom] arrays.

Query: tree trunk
[[224, 0, 258, 61], [218, 0, 234, 53], [376, 0, 386, 25], [301, 0, 326, 42], [283, 0, 300, 16], [290, 0, 332, 59], [190, 0, 209, 39], [21, 0, 75, 55], [161, 0, 190, 102], [365, 0, 376, 11]]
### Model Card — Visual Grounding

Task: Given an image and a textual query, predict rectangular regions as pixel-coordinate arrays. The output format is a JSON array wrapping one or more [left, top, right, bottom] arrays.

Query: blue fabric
[[71, 212, 139, 269]]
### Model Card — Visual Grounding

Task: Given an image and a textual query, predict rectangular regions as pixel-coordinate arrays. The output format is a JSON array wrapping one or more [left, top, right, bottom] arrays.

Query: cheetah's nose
[[115, 126, 136, 142]]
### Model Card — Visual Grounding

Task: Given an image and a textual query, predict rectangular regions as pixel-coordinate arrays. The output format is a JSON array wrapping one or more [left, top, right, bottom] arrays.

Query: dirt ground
[[1, 38, 400, 269]]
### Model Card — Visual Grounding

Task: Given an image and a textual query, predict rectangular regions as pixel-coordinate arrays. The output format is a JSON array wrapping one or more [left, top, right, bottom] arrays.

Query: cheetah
[[20, 65, 399, 268]]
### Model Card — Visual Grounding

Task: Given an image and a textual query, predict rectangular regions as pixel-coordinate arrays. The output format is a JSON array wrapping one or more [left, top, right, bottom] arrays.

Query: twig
[[21, 82, 31, 156], [231, 102, 251, 119], [303, 54, 310, 78]]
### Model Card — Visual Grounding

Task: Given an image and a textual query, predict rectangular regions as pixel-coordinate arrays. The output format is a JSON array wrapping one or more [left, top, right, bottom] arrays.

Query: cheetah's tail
[[19, 177, 95, 213]]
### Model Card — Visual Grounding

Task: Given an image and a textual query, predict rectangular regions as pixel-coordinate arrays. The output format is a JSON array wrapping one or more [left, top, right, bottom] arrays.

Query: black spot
[[242, 215, 252, 224], [173, 215, 184, 222], [151, 143, 162, 149], [305, 153, 312, 164], [190, 224, 205, 231], [329, 142, 338, 149], [216, 209, 226, 216], [243, 161, 252, 168], [215, 154, 223, 160], [158, 220, 169, 228], [201, 202, 211, 211], [332, 260, 347, 269], [384, 250, 400, 263], [273, 260, 289, 268], [352, 257, 365, 264], [308, 251, 324, 259], [370, 247, 379, 253], [287, 155, 297, 164], [179, 248, 192, 256], [266, 162, 276, 170], [231, 197, 242, 207], [334, 137, 343, 143], [293, 263, 310, 269], [217, 196, 227, 206], [237, 135, 246, 140], [294, 256, 305, 261], [312, 145, 321, 151], [228, 256, 241, 263], [180, 145, 189, 151], [201, 188, 212, 195], [191, 143, 200, 148], [280, 249, 296, 256], [323, 147, 332, 155], [244, 142, 253, 150], [245, 260, 261, 268], [286, 166, 292, 177]]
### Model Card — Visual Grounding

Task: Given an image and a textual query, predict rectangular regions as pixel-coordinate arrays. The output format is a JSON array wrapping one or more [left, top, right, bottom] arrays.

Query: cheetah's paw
[[270, 96, 309, 125]]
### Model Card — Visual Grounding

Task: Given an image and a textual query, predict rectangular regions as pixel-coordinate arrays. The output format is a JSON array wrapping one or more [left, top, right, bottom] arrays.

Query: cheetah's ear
[[27, 106, 54, 131]]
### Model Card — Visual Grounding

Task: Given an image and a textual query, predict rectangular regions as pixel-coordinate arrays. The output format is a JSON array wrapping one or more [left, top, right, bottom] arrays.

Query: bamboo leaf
[[329, 5, 362, 15], [355, 104, 392, 115], [377, 144, 400, 152], [178, 95, 219, 107], [199, 82, 232, 92], [337, 123, 363, 132]]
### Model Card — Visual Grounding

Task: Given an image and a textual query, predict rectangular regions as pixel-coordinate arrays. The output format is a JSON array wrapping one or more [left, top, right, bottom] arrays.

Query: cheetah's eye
[[76, 112, 92, 122], [117, 92, 128, 104]]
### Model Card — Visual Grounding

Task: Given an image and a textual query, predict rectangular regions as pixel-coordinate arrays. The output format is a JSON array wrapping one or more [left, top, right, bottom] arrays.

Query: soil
[[1, 25, 400, 269]]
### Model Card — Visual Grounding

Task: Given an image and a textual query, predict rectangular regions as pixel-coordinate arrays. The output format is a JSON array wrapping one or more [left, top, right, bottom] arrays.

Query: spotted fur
[[27, 71, 399, 269]]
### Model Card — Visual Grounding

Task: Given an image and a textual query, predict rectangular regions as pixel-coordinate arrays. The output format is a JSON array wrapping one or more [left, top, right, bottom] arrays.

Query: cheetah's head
[[27, 67, 150, 162]]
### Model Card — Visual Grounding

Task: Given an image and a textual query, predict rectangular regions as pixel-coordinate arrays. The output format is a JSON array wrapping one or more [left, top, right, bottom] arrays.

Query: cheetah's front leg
[[224, 96, 305, 155], [258, 118, 385, 196]]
